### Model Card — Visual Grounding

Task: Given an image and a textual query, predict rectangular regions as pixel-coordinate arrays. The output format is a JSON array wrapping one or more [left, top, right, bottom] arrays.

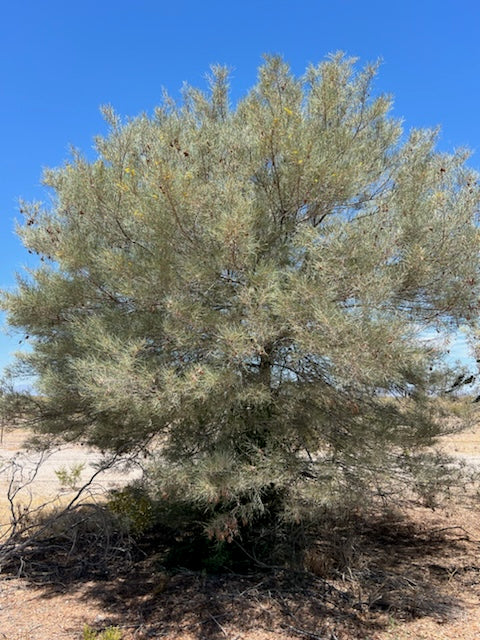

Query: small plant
[[55, 462, 85, 490], [82, 624, 123, 640]]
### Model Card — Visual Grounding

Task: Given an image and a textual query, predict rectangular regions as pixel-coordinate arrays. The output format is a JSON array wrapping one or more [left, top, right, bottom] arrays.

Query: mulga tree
[[3, 55, 480, 538]]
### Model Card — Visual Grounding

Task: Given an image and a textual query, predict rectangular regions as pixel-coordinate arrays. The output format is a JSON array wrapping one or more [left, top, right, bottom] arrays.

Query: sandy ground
[[0, 427, 142, 507], [440, 422, 480, 467]]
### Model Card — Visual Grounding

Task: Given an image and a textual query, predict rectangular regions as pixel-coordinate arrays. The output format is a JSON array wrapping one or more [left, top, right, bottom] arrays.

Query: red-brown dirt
[[0, 424, 479, 640]]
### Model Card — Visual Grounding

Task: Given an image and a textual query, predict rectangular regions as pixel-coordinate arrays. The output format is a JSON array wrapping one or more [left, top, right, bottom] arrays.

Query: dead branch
[[0, 448, 139, 578]]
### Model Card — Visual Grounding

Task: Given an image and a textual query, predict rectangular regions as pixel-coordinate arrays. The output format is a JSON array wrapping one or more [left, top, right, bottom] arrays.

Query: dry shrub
[[0, 498, 134, 581]]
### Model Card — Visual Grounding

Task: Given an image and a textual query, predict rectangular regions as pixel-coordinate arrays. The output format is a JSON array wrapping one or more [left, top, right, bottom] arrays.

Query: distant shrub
[[55, 462, 85, 490]]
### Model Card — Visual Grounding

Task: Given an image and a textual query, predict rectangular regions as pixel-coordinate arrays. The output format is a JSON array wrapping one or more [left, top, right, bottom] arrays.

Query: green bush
[[82, 624, 122, 640], [107, 484, 156, 535], [55, 462, 85, 490]]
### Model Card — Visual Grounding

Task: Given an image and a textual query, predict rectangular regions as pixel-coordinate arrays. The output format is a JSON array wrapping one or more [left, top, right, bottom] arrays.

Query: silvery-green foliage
[[3, 55, 480, 533]]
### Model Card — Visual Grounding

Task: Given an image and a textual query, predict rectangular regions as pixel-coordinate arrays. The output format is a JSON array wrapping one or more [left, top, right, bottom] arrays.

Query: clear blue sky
[[1, 0, 479, 375]]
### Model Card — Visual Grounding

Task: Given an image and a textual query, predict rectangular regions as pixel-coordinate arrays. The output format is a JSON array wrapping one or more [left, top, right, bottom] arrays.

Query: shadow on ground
[[1, 509, 478, 639]]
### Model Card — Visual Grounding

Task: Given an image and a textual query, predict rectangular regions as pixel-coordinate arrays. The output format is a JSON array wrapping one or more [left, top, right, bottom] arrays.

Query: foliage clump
[[83, 624, 122, 640], [55, 462, 85, 490], [3, 54, 480, 540], [108, 484, 157, 535]]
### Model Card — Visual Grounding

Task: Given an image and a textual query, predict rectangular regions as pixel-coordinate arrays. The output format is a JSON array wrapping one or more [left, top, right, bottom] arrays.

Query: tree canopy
[[3, 54, 480, 534]]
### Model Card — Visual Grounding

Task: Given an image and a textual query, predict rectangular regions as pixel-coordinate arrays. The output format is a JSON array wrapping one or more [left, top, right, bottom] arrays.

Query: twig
[[237, 578, 268, 597], [208, 613, 228, 637], [232, 539, 283, 570], [429, 525, 479, 540], [281, 623, 327, 639]]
